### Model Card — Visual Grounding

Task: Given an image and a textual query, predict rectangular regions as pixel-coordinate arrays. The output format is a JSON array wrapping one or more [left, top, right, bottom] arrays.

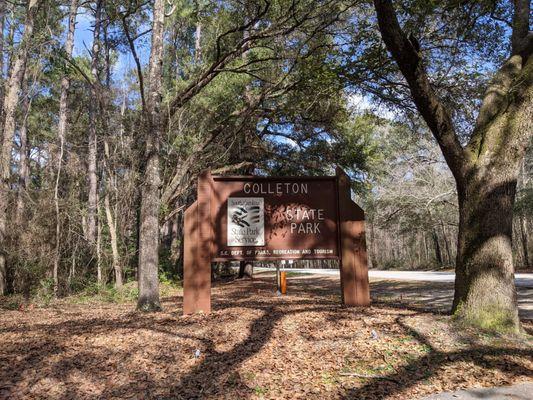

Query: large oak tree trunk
[[452, 54, 532, 330], [453, 174, 520, 329], [373, 0, 531, 332]]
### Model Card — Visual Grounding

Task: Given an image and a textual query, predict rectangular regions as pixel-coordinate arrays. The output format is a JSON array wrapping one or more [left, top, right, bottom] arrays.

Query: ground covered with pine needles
[[1, 273, 532, 399]]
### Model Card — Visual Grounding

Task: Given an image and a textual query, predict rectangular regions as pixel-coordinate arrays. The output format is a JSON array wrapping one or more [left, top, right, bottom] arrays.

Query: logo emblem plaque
[[227, 197, 265, 246]]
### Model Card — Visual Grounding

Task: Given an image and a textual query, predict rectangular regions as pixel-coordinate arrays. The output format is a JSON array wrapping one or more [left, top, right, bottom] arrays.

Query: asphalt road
[[253, 267, 533, 319], [256, 268, 533, 287], [420, 382, 533, 400]]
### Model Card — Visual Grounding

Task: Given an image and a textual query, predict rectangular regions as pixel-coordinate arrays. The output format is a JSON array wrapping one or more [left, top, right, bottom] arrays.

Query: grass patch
[[1, 279, 183, 309], [68, 281, 139, 304], [253, 385, 268, 396], [67, 280, 182, 305]]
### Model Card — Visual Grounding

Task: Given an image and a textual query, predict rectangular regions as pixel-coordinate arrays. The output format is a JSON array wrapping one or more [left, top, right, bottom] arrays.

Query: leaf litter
[[0, 274, 531, 399]]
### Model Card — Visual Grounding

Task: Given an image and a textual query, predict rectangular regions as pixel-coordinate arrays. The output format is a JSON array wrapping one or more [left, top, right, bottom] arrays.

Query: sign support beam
[[183, 171, 213, 314], [336, 167, 370, 306]]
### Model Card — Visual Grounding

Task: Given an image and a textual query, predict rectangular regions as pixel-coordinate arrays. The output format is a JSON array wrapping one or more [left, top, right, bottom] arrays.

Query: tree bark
[[137, 0, 165, 311], [5, 2, 16, 81], [96, 195, 102, 285], [15, 78, 31, 224], [453, 172, 521, 329], [104, 151, 122, 288], [518, 215, 530, 269], [87, 0, 102, 247], [195, 21, 202, 62], [0, 0, 40, 295], [440, 222, 452, 265], [238, 261, 254, 279], [431, 229, 443, 266], [54, 0, 78, 296], [373, 0, 532, 331], [452, 51, 532, 331], [0, 1, 5, 110]]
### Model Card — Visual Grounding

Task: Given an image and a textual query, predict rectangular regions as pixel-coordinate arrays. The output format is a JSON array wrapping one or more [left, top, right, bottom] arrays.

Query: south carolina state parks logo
[[227, 198, 265, 246], [231, 205, 261, 227]]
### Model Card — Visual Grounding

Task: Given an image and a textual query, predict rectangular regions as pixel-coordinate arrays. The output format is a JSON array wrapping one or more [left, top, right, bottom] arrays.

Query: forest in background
[[0, 0, 531, 302]]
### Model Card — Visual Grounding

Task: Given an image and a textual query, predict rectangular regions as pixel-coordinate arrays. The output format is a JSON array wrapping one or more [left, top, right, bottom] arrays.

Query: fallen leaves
[[0, 274, 531, 400]]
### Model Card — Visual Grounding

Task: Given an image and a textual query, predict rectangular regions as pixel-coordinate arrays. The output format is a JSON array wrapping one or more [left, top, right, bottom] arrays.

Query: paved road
[[256, 268, 533, 287], [419, 382, 533, 399]]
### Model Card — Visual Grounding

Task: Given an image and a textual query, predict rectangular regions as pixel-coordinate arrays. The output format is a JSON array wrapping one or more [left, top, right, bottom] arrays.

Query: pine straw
[[0, 274, 531, 400]]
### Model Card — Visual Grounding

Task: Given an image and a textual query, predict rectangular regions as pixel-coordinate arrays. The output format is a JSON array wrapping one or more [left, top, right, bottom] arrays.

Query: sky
[[71, 7, 150, 81]]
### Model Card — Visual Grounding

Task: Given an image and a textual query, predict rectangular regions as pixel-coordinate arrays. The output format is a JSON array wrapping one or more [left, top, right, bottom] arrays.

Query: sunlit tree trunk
[[452, 53, 532, 329], [15, 78, 31, 224], [0, 1, 5, 110], [54, 0, 78, 296], [87, 0, 102, 248], [96, 195, 102, 284], [195, 21, 202, 62], [518, 216, 530, 269], [137, 0, 165, 311], [374, 0, 532, 331], [103, 137, 122, 288], [0, 0, 40, 295], [105, 189, 122, 287]]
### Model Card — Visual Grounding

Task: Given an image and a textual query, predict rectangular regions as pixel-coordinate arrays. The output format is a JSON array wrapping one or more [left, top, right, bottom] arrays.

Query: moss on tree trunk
[[453, 174, 521, 332]]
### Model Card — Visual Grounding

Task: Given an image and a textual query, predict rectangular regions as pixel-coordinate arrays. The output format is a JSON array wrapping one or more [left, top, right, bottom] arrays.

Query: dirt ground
[[1, 274, 532, 400]]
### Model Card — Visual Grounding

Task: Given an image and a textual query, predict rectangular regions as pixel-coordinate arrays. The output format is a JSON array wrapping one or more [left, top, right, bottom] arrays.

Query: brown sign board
[[211, 176, 339, 261], [183, 168, 370, 315]]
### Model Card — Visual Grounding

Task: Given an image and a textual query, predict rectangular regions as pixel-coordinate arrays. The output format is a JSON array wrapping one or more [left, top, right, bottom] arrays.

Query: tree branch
[[373, 0, 466, 181], [120, 14, 146, 112], [466, 0, 531, 157], [511, 0, 531, 58]]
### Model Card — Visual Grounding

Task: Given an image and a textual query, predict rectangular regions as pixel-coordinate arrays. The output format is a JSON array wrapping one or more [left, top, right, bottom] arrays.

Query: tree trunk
[[87, 0, 102, 246], [137, 0, 165, 311], [451, 52, 532, 332], [441, 222, 452, 265], [195, 21, 202, 62], [452, 172, 521, 330], [4, 2, 16, 82], [15, 80, 31, 224], [170, 214, 182, 273], [0, 1, 5, 110], [373, 0, 531, 332], [238, 261, 253, 279], [368, 220, 377, 269], [0, 0, 40, 295], [519, 215, 530, 269], [54, 0, 78, 296], [105, 181, 122, 287], [138, 135, 161, 310], [96, 195, 102, 285]]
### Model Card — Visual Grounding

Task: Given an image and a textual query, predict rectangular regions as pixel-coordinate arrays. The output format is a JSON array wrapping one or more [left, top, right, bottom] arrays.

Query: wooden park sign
[[183, 167, 370, 314]]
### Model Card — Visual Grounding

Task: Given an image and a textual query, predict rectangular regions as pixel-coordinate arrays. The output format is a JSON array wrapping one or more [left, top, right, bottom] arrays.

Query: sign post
[[276, 261, 283, 295], [280, 271, 287, 295], [183, 168, 370, 314]]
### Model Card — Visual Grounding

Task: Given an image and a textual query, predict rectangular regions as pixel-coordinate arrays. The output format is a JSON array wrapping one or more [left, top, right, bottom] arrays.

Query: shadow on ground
[[0, 275, 531, 400]]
